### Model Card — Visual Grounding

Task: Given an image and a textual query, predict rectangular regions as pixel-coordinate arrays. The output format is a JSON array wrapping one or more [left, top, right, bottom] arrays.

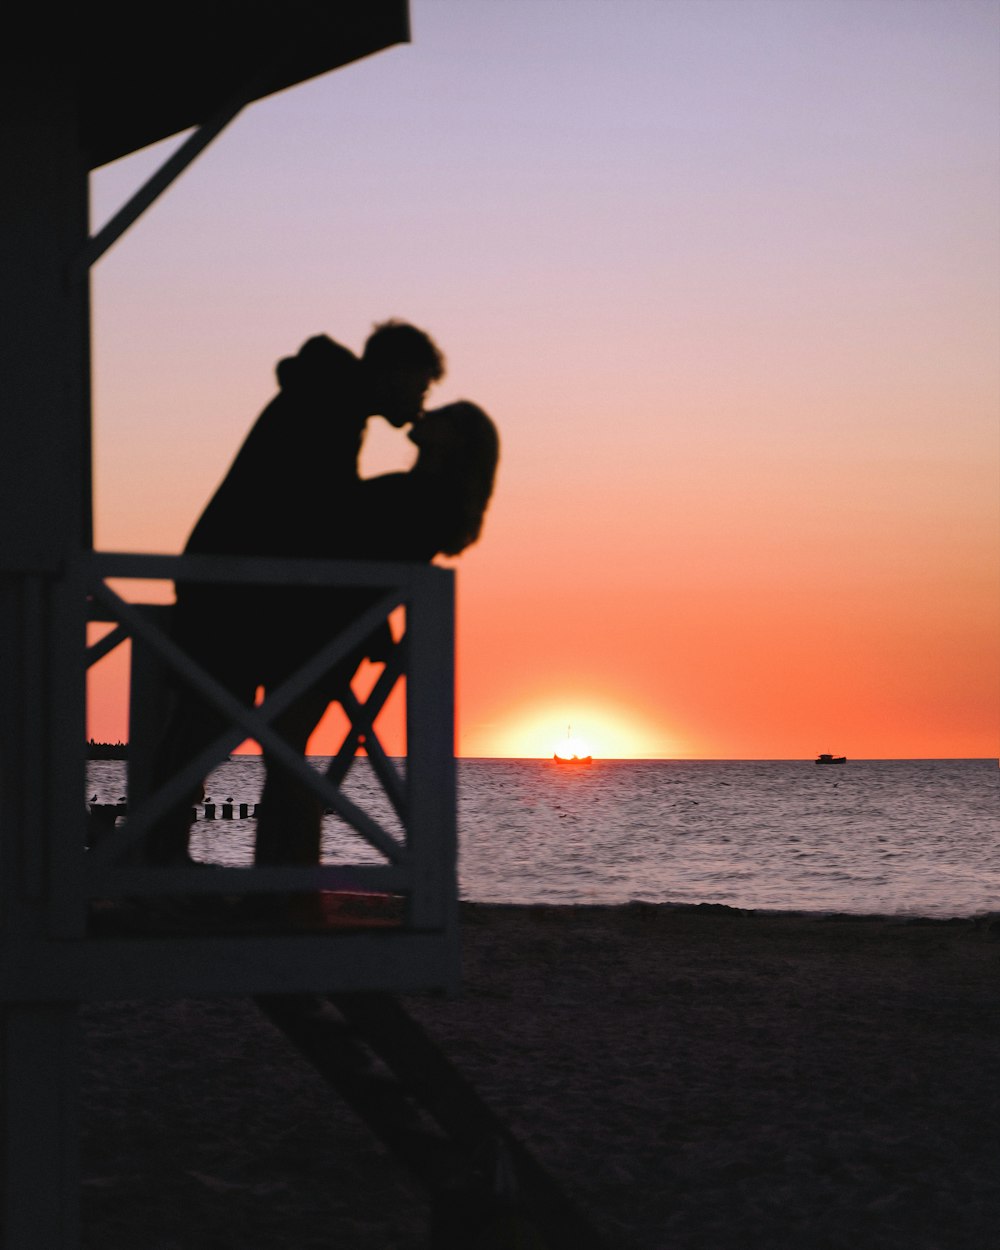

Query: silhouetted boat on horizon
[[553, 726, 593, 766], [815, 753, 847, 765]]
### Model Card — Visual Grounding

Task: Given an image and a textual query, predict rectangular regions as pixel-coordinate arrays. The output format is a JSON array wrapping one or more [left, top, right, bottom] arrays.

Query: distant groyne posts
[[87, 799, 261, 824], [198, 799, 258, 820]]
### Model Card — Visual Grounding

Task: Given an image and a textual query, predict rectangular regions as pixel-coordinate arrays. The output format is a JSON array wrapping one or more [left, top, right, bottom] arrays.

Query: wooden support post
[[0, 55, 90, 1250], [404, 569, 460, 988], [127, 607, 174, 821]]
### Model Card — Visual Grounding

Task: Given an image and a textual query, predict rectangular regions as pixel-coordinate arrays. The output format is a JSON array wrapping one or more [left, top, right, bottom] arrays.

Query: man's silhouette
[[147, 321, 445, 865]]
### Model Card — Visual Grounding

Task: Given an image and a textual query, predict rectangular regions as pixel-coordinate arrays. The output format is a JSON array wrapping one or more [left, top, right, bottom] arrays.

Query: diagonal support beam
[[71, 97, 247, 281], [335, 646, 408, 822], [69, 33, 323, 282], [85, 621, 129, 668]]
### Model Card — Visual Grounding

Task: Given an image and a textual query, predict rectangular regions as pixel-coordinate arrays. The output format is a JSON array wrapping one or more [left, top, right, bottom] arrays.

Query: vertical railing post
[[127, 605, 175, 840], [404, 568, 457, 949], [46, 564, 90, 937]]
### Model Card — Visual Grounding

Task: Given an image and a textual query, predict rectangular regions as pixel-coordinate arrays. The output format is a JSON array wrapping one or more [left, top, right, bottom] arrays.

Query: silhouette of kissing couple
[[147, 321, 498, 874]]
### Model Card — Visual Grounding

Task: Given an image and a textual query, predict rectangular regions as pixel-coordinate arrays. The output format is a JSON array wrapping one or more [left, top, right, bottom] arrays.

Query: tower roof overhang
[[75, 1, 410, 168]]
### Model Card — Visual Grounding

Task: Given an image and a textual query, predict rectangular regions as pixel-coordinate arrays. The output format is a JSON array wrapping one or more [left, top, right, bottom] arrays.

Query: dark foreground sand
[[81, 903, 1000, 1249]]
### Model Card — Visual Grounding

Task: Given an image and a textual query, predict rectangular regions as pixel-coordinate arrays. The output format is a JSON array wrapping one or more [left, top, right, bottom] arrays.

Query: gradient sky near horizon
[[88, 0, 999, 760]]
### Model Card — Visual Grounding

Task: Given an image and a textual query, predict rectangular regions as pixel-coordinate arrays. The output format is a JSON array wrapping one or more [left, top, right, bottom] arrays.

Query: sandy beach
[[80, 903, 1000, 1249]]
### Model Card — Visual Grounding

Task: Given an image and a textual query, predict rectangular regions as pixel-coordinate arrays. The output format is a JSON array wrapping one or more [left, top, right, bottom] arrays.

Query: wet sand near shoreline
[[81, 902, 1000, 1249]]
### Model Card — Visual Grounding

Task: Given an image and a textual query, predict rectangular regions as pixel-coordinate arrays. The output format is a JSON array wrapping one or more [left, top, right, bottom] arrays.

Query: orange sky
[[87, 1, 999, 760]]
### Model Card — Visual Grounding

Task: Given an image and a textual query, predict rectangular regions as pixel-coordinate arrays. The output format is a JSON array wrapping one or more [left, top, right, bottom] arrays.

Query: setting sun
[[476, 696, 685, 760]]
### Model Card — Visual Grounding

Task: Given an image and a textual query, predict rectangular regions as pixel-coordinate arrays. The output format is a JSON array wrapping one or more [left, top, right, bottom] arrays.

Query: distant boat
[[553, 724, 593, 766], [553, 752, 593, 766], [815, 753, 847, 765]]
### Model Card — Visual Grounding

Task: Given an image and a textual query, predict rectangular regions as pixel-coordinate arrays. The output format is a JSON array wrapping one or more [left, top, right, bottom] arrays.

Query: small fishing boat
[[553, 725, 593, 766], [815, 753, 847, 765]]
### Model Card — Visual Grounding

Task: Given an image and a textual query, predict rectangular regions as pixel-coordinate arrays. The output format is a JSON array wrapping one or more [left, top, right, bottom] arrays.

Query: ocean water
[[87, 757, 1000, 918]]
